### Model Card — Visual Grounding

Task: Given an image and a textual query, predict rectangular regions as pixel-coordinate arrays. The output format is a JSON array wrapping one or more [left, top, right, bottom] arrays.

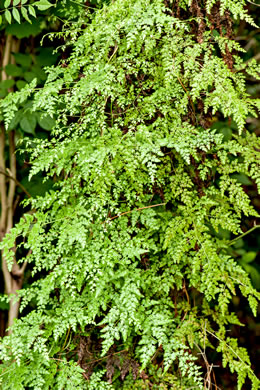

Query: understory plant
[[0, 0, 260, 388]]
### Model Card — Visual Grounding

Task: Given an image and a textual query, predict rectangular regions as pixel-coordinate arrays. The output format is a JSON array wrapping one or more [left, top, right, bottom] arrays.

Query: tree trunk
[[0, 35, 26, 334]]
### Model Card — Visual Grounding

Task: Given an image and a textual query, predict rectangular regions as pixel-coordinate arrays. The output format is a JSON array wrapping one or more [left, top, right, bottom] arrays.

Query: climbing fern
[[0, 0, 259, 388]]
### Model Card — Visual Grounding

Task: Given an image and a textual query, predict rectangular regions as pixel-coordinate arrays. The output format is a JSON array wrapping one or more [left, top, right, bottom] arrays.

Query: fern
[[0, 0, 259, 388]]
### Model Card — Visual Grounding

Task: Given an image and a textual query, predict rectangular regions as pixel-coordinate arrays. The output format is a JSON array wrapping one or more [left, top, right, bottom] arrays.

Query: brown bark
[[0, 35, 26, 334]]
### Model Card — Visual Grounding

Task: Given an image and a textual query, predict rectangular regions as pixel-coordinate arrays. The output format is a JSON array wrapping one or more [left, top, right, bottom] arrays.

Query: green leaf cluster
[[0, 0, 260, 388], [1, 0, 52, 25]]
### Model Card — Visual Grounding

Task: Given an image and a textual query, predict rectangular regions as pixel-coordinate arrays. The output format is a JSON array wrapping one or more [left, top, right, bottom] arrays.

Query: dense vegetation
[[0, 0, 259, 389]]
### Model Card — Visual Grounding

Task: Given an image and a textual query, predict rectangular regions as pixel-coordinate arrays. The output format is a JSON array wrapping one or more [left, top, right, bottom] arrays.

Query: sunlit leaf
[[34, 0, 53, 11], [12, 7, 21, 23], [4, 9, 12, 24]]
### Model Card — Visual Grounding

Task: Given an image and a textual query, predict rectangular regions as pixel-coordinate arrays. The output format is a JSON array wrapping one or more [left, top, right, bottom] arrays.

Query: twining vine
[[0, 0, 259, 389]]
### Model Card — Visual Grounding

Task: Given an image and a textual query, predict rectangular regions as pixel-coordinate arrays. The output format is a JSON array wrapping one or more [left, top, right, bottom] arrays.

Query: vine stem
[[206, 329, 255, 376], [105, 203, 166, 223], [228, 224, 260, 246], [0, 169, 31, 198], [246, 0, 260, 6]]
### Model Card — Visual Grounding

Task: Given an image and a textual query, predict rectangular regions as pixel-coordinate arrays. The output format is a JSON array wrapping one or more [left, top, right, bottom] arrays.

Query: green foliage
[[0, 0, 260, 388], [1, 0, 53, 25], [0, 42, 59, 137], [0, 0, 91, 26]]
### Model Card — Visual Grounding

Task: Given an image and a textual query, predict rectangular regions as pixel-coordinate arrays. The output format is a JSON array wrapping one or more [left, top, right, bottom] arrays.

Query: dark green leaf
[[24, 72, 37, 83], [250, 267, 260, 289], [0, 90, 7, 98], [20, 112, 37, 134], [36, 47, 58, 66], [241, 252, 257, 264], [5, 64, 22, 77], [0, 79, 15, 89], [13, 53, 32, 68], [37, 114, 55, 131], [20, 175, 53, 197], [16, 80, 27, 90], [0, 300, 9, 311], [233, 239, 244, 249], [8, 110, 24, 131], [220, 127, 232, 141], [212, 29, 220, 37], [31, 65, 46, 81], [6, 20, 41, 38], [232, 173, 253, 186]]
